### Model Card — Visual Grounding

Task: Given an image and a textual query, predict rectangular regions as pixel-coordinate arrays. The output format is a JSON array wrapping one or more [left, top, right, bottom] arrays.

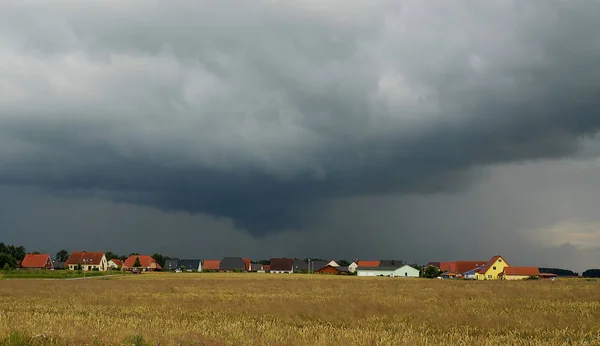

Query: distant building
[[122, 255, 162, 271], [21, 254, 53, 270], [179, 259, 202, 272], [270, 258, 294, 273], [476, 255, 509, 280], [202, 260, 221, 271], [219, 257, 246, 272], [356, 264, 419, 278], [501, 267, 540, 280], [108, 259, 123, 269], [316, 265, 349, 275], [67, 251, 108, 271]]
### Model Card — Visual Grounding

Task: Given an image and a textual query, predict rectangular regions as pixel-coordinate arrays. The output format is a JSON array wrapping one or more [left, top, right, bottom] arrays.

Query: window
[[488, 275, 492, 278], [498, 259, 502, 262], [493, 266, 496, 270]]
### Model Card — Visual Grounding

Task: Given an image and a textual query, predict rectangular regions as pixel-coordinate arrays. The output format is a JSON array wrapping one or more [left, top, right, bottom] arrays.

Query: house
[[202, 260, 221, 272], [164, 259, 180, 271], [439, 261, 488, 277], [270, 258, 294, 273], [243, 258, 252, 272], [66, 251, 108, 271], [219, 257, 246, 272], [250, 263, 263, 272], [326, 260, 339, 267], [308, 260, 328, 273], [501, 267, 540, 280], [20, 254, 53, 270], [356, 264, 419, 277], [122, 255, 162, 271], [108, 259, 123, 269], [476, 255, 509, 280], [293, 259, 308, 273], [348, 262, 358, 273], [463, 266, 484, 280], [316, 265, 350, 275], [179, 259, 202, 272]]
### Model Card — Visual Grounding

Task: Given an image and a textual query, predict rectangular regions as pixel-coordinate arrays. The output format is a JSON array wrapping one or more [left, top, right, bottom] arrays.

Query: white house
[[357, 265, 420, 278]]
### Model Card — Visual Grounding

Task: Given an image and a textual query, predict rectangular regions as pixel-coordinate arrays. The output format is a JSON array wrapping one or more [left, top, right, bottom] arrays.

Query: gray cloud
[[1, 1, 600, 235]]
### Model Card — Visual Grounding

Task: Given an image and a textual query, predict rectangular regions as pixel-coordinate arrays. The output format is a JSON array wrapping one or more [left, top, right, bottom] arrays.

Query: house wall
[[392, 266, 420, 278], [357, 269, 394, 277], [477, 257, 509, 280], [271, 270, 292, 274], [503, 274, 530, 281]]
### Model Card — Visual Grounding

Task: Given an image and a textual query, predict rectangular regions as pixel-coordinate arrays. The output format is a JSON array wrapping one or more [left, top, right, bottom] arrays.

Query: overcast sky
[[2, 1, 600, 272]]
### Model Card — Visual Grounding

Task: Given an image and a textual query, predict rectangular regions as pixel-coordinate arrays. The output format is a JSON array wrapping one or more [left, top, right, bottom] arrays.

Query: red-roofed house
[[67, 251, 108, 271], [202, 260, 221, 271], [439, 261, 488, 276], [21, 254, 53, 270], [122, 255, 162, 271], [476, 255, 510, 280], [501, 267, 540, 280]]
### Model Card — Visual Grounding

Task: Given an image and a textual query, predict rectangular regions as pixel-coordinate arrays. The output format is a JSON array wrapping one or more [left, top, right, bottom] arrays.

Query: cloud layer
[[2, 1, 600, 234]]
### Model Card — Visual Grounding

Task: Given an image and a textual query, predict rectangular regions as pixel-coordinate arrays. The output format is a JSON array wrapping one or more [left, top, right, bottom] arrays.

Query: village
[[14, 250, 564, 280]]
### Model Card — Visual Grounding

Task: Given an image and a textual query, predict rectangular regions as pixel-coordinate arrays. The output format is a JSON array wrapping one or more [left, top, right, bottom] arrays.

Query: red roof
[[109, 259, 123, 266], [123, 255, 162, 269], [476, 255, 509, 274], [21, 254, 53, 269], [357, 260, 381, 267], [242, 258, 252, 271], [503, 267, 540, 276], [270, 258, 293, 272], [67, 251, 105, 265], [202, 260, 220, 270], [455, 261, 487, 274]]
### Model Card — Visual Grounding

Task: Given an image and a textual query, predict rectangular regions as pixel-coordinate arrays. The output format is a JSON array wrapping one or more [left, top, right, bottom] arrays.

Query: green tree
[[56, 249, 69, 262], [133, 257, 142, 268], [152, 253, 166, 268], [423, 265, 440, 279], [0, 253, 16, 270], [6, 245, 26, 261], [105, 252, 119, 260]]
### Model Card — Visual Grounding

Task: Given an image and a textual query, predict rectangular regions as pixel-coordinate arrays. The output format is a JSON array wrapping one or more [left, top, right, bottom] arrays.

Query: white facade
[[357, 265, 420, 278], [348, 262, 358, 273], [107, 260, 121, 269]]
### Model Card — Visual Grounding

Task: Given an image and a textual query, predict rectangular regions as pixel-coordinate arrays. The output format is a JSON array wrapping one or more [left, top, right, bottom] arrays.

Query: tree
[[583, 269, 600, 278], [152, 253, 167, 268], [0, 253, 16, 270], [6, 245, 26, 261], [423, 265, 440, 279], [105, 252, 119, 260], [56, 250, 69, 262], [2, 263, 10, 271], [133, 257, 142, 268]]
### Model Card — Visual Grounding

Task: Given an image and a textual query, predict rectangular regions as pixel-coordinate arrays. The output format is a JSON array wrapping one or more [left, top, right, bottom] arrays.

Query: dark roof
[[309, 260, 328, 272], [337, 266, 349, 272], [164, 259, 179, 271], [250, 263, 262, 271], [379, 260, 403, 267], [219, 257, 246, 271], [293, 259, 308, 272], [179, 259, 201, 270], [270, 258, 293, 272]]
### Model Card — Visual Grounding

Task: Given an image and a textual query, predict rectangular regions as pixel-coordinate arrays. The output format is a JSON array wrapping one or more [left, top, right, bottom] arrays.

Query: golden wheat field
[[1, 273, 600, 346]]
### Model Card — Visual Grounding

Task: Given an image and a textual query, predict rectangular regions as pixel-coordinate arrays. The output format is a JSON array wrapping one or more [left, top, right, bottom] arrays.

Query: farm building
[[476, 255, 509, 280], [250, 263, 262, 272], [293, 259, 308, 272], [219, 257, 246, 272], [315, 265, 349, 275], [20, 254, 53, 270], [202, 260, 220, 271], [66, 251, 108, 271], [164, 259, 180, 271], [122, 255, 162, 271], [356, 265, 419, 277], [179, 259, 202, 272], [501, 267, 540, 280], [270, 258, 294, 273]]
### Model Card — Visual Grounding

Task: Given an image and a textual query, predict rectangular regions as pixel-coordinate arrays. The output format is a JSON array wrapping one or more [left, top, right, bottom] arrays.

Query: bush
[[3, 263, 10, 271]]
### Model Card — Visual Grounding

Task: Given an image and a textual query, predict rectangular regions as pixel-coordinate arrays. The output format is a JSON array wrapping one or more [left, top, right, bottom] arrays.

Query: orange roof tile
[[67, 251, 105, 266], [503, 267, 540, 276], [109, 259, 123, 266], [357, 260, 380, 267], [21, 254, 53, 269], [202, 260, 220, 270]]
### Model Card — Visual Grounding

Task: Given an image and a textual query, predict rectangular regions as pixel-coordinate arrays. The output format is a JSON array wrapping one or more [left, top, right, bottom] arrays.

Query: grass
[[0, 274, 599, 345], [0, 270, 124, 279]]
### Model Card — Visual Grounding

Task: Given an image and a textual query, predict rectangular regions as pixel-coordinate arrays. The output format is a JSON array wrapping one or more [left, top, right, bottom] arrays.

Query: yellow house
[[476, 255, 509, 280], [66, 251, 108, 271]]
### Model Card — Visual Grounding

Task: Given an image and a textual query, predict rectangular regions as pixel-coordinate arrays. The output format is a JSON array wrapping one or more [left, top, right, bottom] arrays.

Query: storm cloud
[[2, 0, 600, 236]]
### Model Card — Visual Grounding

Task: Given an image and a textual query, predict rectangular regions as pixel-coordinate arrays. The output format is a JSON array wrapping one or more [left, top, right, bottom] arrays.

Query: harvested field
[[0, 274, 599, 345]]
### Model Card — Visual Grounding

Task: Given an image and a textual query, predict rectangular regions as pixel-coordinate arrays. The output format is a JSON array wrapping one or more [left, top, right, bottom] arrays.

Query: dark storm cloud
[[1, 1, 600, 234]]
